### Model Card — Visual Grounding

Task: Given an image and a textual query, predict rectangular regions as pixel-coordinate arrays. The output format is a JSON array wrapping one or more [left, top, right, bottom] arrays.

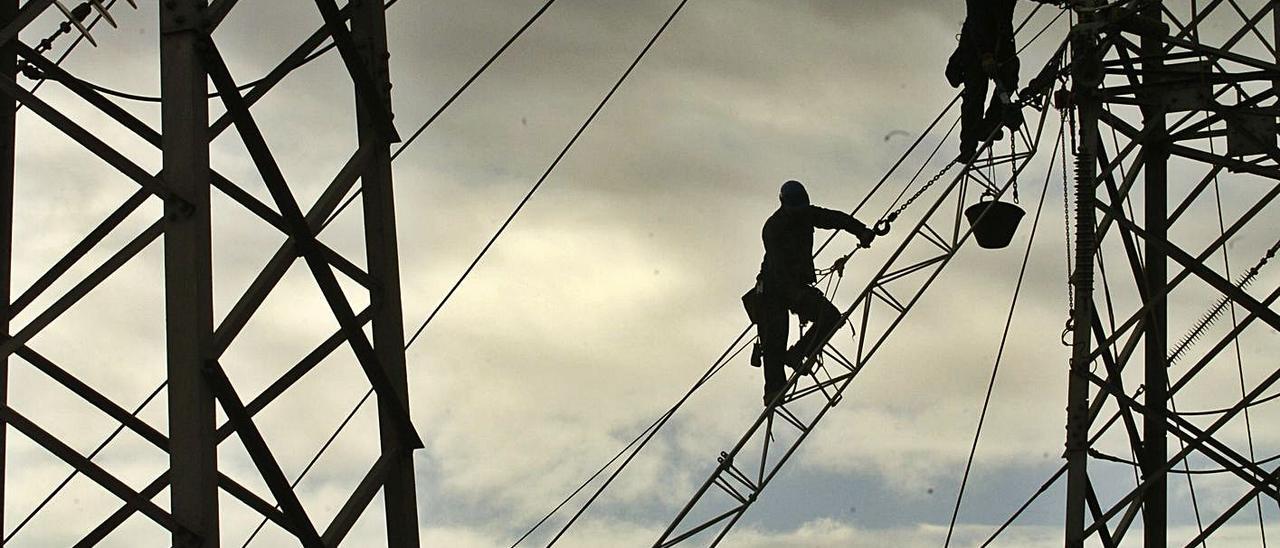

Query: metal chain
[[1011, 134, 1021, 203], [885, 160, 958, 225]]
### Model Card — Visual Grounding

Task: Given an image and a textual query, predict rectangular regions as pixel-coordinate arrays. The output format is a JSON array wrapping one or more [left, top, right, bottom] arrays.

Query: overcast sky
[[6, 0, 1280, 546]]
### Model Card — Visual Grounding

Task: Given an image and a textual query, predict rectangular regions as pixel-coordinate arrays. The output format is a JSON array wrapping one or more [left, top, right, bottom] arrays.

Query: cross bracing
[[2, 0, 421, 545], [3, 1, 1280, 547]]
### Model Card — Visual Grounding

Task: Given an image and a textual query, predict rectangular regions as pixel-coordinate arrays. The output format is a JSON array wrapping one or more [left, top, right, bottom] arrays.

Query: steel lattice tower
[[1064, 0, 1280, 545], [1, 1, 422, 546]]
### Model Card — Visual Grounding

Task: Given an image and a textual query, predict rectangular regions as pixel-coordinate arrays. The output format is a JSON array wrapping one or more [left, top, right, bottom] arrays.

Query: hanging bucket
[[964, 196, 1025, 249]]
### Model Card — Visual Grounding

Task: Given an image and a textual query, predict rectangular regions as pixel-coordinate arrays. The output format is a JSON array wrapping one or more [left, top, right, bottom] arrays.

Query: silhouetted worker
[[947, 0, 1022, 163], [750, 180, 875, 406]]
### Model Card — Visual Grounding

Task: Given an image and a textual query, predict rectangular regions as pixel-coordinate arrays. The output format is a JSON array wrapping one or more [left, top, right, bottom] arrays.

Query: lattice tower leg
[[1064, 3, 1104, 545], [161, 1, 218, 546], [0, 0, 14, 537], [1140, 4, 1169, 546], [351, 0, 421, 544]]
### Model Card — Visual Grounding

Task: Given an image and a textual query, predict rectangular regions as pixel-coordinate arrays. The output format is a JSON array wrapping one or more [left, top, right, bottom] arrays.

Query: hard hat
[[779, 180, 809, 207]]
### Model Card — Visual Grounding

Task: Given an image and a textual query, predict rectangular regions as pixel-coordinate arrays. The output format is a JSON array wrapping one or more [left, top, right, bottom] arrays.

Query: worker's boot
[[763, 385, 787, 407], [957, 141, 978, 164], [785, 344, 819, 375]]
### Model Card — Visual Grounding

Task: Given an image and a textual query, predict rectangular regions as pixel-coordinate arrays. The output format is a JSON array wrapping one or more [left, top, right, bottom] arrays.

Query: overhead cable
[[944, 124, 1062, 547], [402, 0, 688, 349]]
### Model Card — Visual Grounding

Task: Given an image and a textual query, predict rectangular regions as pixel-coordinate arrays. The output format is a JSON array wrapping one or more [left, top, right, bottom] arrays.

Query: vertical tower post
[[350, 2, 420, 545], [0, 0, 15, 537], [1140, 4, 1168, 545], [1064, 3, 1102, 545], [160, 2, 218, 546]]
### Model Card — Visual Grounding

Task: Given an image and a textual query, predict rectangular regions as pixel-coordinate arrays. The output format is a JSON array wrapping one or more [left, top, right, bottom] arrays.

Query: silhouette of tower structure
[[0, 1, 422, 546], [1064, 0, 1280, 545]]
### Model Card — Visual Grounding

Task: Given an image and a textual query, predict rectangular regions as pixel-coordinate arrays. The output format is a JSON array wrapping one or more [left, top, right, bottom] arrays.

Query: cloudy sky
[[6, 0, 1280, 546]]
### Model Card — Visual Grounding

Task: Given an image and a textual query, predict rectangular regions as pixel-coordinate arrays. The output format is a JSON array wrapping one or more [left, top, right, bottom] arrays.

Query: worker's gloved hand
[[981, 53, 998, 77], [856, 226, 876, 249]]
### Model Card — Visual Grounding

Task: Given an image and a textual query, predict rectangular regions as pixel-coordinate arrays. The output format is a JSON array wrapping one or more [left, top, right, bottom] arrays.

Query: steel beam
[[3, 406, 195, 539], [0, 0, 51, 50], [0, 76, 178, 203], [207, 2, 362, 137], [77, 311, 374, 543], [211, 144, 372, 355], [9, 188, 148, 316], [161, 2, 219, 546], [16, 345, 168, 449], [204, 362, 323, 546], [1097, 203, 1280, 332], [201, 40, 422, 449], [1065, 3, 1103, 545], [322, 456, 394, 546], [0, 0, 13, 537], [310, 0, 399, 142], [0, 221, 164, 360], [351, 0, 420, 543], [1140, 4, 1168, 544]]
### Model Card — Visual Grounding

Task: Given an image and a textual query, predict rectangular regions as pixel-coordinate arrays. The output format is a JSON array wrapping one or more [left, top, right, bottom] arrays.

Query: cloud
[[7, 0, 1279, 546]]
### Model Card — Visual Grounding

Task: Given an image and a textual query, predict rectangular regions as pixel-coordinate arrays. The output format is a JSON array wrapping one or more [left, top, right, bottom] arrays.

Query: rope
[[980, 400, 1142, 546], [392, 0, 556, 162], [816, 117, 959, 276], [980, 464, 1067, 547], [1169, 391, 1208, 543], [943, 122, 1060, 547]]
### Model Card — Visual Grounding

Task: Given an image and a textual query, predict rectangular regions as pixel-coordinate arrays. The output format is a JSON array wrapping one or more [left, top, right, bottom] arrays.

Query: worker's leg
[[998, 55, 1023, 129], [758, 290, 790, 397], [788, 286, 841, 371], [985, 54, 1021, 131], [959, 67, 990, 161]]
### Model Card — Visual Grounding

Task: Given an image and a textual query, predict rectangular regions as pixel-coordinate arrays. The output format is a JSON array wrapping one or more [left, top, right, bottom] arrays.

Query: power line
[[512, 330, 753, 547], [321, 0, 561, 230], [239, 2, 563, 542], [64, 43, 337, 103], [391, 0, 558, 163], [527, 5, 1074, 544], [945, 123, 1062, 547], [245, 1, 693, 543], [3, 381, 167, 544], [403, 0, 689, 349]]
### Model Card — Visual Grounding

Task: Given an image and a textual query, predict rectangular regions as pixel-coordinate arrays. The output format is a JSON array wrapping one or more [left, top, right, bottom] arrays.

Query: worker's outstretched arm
[[805, 206, 876, 247]]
